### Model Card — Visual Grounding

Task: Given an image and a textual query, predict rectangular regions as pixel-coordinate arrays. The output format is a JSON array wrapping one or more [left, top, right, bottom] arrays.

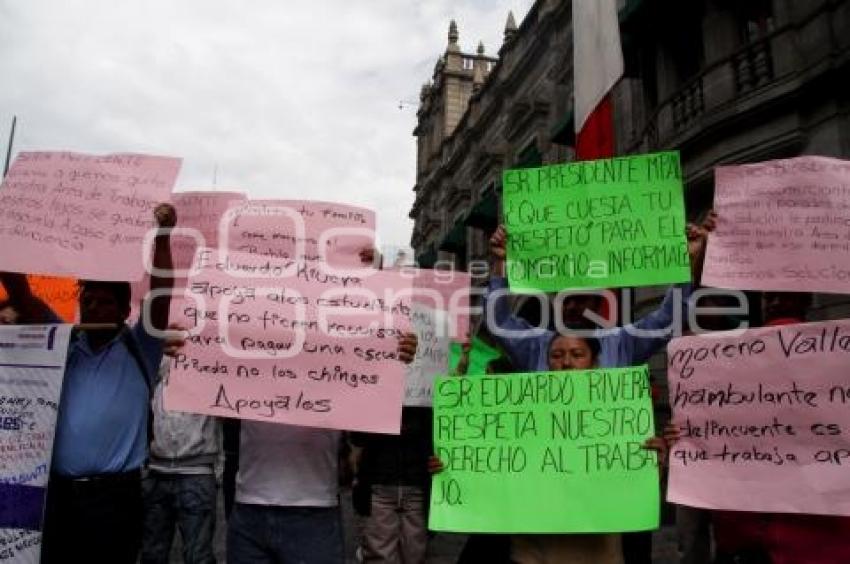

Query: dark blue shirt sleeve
[[616, 283, 692, 364], [131, 320, 164, 387]]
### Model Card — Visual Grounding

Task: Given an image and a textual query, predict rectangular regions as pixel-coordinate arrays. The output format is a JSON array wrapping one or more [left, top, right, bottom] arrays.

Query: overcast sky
[[0, 0, 533, 248]]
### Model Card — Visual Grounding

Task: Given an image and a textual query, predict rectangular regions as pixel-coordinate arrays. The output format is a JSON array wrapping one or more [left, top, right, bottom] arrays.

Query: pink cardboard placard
[[667, 319, 850, 515], [703, 156, 850, 293], [0, 151, 181, 281], [163, 248, 413, 434], [169, 190, 247, 272], [130, 190, 246, 319], [222, 199, 376, 270]]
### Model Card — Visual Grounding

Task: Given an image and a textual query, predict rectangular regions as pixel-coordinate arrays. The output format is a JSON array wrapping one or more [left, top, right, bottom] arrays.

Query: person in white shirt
[[226, 334, 418, 564]]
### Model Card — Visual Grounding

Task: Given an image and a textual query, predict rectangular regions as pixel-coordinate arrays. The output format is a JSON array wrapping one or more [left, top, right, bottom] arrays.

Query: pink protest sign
[[0, 152, 181, 281], [703, 156, 850, 294], [163, 248, 413, 433], [170, 191, 246, 271], [667, 319, 850, 516], [222, 200, 375, 269]]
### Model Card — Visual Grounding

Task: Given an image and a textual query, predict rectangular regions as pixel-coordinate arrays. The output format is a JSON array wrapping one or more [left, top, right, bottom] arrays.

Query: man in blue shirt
[[0, 202, 177, 564]]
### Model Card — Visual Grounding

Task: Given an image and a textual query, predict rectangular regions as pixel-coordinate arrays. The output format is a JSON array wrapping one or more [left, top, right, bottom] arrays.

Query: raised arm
[[619, 213, 717, 363], [141, 203, 177, 333], [622, 282, 692, 364], [484, 225, 550, 370]]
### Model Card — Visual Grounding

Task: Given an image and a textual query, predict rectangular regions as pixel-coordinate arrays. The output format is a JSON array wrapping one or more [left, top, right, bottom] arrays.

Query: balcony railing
[[671, 76, 705, 130], [733, 39, 774, 93], [627, 25, 790, 154]]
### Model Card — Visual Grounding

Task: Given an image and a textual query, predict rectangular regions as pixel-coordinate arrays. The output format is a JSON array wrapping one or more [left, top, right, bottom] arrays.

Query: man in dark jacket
[[351, 406, 433, 564]]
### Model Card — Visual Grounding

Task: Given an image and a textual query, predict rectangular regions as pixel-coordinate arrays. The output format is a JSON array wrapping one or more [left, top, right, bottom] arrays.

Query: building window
[[741, 0, 774, 43], [668, 3, 705, 84], [733, 0, 775, 92], [640, 41, 659, 110]]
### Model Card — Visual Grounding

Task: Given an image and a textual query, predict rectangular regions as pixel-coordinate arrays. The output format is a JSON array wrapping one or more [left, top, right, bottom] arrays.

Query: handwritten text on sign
[[502, 151, 690, 292], [223, 197, 467, 388], [131, 191, 247, 319], [224, 199, 375, 269], [703, 156, 850, 293], [667, 319, 850, 515], [0, 324, 72, 564], [164, 248, 412, 434], [130, 190, 245, 320], [221, 199, 470, 337], [170, 191, 247, 273], [429, 367, 659, 533], [404, 304, 451, 407], [0, 152, 180, 281]]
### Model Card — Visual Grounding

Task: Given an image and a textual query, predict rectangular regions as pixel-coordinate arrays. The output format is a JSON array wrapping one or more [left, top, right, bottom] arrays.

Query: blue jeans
[[141, 472, 217, 564], [227, 503, 344, 564]]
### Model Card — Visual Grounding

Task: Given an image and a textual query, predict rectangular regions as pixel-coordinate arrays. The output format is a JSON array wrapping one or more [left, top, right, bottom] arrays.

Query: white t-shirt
[[236, 421, 341, 507]]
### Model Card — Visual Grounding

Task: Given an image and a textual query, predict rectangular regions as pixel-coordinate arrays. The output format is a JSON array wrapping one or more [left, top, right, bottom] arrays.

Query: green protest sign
[[448, 338, 502, 375], [502, 151, 690, 292], [429, 366, 659, 533]]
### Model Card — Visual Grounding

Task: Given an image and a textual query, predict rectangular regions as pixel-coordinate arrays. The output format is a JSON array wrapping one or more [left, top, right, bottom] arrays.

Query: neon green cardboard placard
[[502, 151, 690, 293], [448, 338, 502, 375], [429, 366, 660, 533]]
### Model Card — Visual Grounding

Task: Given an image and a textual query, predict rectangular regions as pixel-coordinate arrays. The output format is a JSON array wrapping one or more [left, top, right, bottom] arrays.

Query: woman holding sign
[[472, 220, 712, 564], [484, 216, 714, 374], [430, 332, 668, 564]]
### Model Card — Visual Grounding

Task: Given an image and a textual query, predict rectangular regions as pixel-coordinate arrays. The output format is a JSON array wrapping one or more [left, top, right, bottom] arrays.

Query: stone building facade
[[410, 2, 576, 271], [409, 0, 850, 321]]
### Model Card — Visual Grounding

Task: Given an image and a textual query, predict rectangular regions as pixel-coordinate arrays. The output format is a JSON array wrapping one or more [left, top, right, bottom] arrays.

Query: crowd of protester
[[0, 198, 840, 564]]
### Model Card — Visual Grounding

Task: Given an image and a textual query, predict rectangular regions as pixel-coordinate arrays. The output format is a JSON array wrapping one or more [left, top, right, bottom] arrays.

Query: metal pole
[[2, 115, 17, 178]]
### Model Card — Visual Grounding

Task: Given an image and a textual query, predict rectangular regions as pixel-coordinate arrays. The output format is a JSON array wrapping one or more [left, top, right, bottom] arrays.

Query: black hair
[[549, 334, 601, 361], [584, 336, 601, 360], [485, 356, 516, 375], [78, 280, 132, 308]]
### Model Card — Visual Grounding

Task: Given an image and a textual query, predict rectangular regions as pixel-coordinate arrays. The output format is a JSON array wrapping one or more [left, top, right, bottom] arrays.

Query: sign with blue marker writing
[[429, 366, 659, 533], [502, 152, 690, 292], [404, 304, 452, 406], [0, 324, 72, 564]]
